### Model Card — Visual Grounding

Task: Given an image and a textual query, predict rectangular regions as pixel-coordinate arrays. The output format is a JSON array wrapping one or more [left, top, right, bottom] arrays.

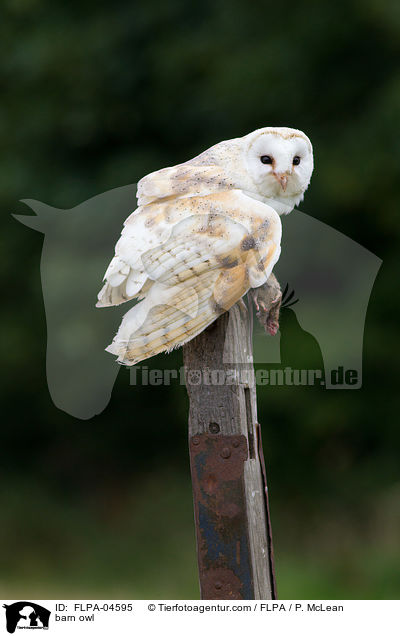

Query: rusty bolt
[[192, 436, 200, 445], [214, 581, 222, 590], [209, 422, 220, 434], [232, 439, 240, 448], [220, 447, 231, 459]]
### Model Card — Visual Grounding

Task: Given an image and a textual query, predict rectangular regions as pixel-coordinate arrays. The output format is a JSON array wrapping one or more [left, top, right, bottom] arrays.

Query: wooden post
[[183, 299, 276, 600]]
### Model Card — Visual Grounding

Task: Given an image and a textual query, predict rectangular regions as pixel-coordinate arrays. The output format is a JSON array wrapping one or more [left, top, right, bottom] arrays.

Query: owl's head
[[244, 127, 313, 214]]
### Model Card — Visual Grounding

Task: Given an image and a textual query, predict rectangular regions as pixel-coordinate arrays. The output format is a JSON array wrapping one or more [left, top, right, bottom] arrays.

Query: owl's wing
[[136, 163, 235, 206], [97, 189, 280, 307], [101, 190, 281, 365], [98, 161, 240, 307], [98, 178, 234, 308]]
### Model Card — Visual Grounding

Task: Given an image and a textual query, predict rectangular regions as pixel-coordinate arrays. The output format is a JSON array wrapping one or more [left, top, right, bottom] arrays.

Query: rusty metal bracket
[[189, 432, 253, 599]]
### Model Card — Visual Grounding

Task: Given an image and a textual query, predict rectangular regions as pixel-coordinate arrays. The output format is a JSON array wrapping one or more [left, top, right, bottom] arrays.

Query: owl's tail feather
[[105, 269, 224, 366], [96, 256, 148, 308]]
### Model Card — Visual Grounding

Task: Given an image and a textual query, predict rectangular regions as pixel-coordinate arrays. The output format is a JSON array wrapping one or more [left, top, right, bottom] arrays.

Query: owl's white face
[[244, 127, 313, 213]]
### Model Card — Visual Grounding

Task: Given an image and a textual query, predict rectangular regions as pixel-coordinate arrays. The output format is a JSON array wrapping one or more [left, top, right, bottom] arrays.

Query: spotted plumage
[[97, 127, 313, 365]]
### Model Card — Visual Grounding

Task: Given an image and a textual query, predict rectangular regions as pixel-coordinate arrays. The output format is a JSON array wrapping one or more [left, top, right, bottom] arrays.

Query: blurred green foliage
[[1, 0, 400, 599]]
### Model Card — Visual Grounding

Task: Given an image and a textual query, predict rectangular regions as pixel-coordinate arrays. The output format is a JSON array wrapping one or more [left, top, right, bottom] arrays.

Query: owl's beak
[[273, 172, 289, 191]]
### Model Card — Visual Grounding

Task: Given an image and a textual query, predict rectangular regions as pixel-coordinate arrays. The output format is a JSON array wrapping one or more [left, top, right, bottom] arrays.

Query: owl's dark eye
[[260, 155, 273, 165], [293, 156, 301, 166]]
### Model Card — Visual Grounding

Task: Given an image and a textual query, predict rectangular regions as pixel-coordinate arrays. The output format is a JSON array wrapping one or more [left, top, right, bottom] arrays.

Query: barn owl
[[97, 127, 313, 365]]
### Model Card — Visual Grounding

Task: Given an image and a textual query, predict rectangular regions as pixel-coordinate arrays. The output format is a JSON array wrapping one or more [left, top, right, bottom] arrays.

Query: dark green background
[[1, 0, 399, 598]]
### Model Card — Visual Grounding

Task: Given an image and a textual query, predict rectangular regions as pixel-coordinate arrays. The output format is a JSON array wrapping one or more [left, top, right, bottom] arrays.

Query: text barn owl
[[97, 127, 313, 365]]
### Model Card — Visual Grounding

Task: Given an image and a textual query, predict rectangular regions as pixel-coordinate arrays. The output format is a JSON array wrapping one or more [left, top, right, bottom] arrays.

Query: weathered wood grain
[[183, 298, 276, 600]]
